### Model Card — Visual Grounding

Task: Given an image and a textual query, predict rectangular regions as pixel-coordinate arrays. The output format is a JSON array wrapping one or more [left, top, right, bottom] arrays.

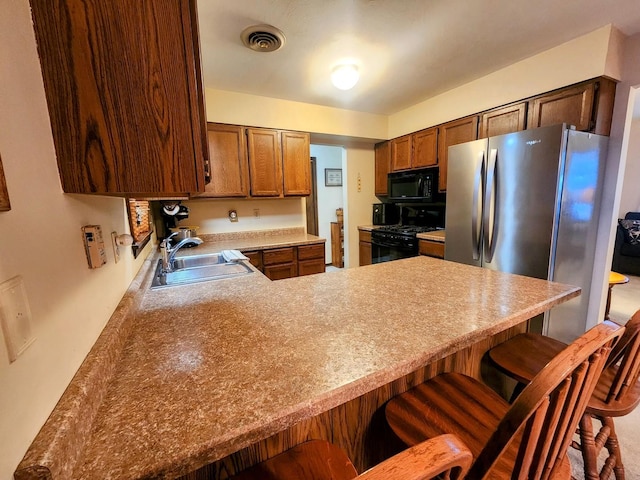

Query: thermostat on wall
[[82, 225, 107, 269]]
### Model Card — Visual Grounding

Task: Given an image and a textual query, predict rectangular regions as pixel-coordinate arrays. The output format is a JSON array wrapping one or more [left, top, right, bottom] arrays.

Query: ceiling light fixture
[[331, 64, 359, 90]]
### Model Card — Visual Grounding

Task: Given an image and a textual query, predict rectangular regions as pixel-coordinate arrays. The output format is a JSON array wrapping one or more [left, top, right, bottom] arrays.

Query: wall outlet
[[0, 276, 35, 362], [228, 210, 238, 222], [253, 208, 260, 219]]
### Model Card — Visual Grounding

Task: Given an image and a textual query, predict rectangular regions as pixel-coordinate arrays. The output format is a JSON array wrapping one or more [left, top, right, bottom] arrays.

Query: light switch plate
[[0, 276, 35, 362]]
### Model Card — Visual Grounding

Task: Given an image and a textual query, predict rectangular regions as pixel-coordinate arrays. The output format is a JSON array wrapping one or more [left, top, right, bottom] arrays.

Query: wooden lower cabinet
[[263, 247, 297, 280], [298, 244, 326, 276], [252, 243, 326, 280], [359, 230, 372, 266], [243, 250, 263, 271], [418, 239, 445, 259]]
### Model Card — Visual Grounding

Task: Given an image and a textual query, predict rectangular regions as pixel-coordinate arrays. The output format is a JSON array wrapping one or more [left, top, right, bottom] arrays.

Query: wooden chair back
[[470, 322, 623, 480], [604, 309, 640, 404]]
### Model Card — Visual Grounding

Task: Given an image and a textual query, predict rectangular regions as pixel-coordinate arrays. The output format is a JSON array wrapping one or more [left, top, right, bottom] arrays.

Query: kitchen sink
[[150, 253, 254, 289]]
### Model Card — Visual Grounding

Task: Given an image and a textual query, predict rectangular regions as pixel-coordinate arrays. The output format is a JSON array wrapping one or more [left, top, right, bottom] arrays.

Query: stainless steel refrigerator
[[445, 124, 608, 342]]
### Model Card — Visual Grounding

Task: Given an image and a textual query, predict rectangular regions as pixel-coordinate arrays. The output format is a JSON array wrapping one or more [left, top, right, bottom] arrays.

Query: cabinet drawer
[[263, 247, 296, 265], [263, 263, 297, 280], [419, 240, 445, 259], [298, 258, 325, 276], [298, 243, 324, 260], [359, 230, 372, 243]]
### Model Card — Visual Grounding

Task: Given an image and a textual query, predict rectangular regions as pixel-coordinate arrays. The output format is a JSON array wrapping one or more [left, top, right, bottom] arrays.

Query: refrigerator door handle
[[484, 148, 498, 262], [471, 151, 484, 261]]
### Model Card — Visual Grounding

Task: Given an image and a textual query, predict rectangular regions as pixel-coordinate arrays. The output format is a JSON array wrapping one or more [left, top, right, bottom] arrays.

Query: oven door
[[371, 234, 418, 264]]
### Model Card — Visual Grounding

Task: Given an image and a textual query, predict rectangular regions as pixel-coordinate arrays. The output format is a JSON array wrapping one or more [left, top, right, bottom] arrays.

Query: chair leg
[[602, 416, 625, 480], [579, 414, 601, 480]]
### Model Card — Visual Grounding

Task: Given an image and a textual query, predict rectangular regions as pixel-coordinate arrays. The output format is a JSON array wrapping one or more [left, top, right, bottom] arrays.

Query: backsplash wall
[[178, 197, 306, 234]]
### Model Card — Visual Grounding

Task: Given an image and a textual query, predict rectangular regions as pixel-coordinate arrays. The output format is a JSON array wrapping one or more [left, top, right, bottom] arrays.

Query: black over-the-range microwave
[[387, 168, 437, 202]]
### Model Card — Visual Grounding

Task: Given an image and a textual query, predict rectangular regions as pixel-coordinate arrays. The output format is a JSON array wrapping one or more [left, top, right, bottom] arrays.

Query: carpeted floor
[[568, 274, 640, 480]]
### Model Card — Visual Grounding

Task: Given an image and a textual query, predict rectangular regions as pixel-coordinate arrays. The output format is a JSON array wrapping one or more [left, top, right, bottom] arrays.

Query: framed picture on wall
[[325, 168, 342, 187]]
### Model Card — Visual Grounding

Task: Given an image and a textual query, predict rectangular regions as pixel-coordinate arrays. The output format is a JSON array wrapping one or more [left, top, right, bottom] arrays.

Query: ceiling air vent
[[241, 25, 286, 53]]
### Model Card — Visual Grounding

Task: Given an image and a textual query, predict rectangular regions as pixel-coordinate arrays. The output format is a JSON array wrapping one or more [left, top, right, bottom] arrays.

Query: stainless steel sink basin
[[150, 253, 253, 289]]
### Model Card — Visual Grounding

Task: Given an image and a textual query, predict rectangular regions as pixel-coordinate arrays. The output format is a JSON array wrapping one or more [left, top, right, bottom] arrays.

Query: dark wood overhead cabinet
[[197, 124, 248, 198], [437, 115, 479, 192], [374, 141, 391, 196], [30, 0, 209, 195]]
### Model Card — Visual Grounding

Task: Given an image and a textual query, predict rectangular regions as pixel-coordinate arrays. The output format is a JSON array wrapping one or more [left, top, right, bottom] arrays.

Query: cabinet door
[[30, 0, 208, 194], [263, 263, 297, 280], [298, 259, 325, 276], [244, 250, 263, 272], [359, 241, 372, 266], [412, 127, 438, 168], [418, 240, 445, 259], [391, 135, 412, 171], [437, 115, 478, 192], [374, 141, 391, 196], [196, 124, 248, 197], [479, 102, 527, 139], [527, 82, 595, 132], [282, 131, 311, 196], [247, 128, 283, 196]]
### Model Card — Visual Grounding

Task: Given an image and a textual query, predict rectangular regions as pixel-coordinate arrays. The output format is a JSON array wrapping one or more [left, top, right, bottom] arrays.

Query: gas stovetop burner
[[375, 225, 443, 236]]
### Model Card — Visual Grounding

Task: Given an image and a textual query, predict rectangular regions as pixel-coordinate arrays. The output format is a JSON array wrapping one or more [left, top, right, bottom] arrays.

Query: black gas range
[[371, 225, 443, 264]]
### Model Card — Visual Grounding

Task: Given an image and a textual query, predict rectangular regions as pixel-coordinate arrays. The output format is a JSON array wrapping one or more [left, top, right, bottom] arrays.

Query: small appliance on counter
[[160, 201, 190, 240], [169, 226, 200, 247], [372, 203, 399, 225]]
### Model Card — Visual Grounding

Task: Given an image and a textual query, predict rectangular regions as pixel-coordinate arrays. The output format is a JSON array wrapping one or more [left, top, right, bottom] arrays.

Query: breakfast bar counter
[[16, 254, 580, 479]]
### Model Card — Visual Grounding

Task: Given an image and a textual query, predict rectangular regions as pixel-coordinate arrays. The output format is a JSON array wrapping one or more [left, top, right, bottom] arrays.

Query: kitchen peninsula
[[15, 253, 580, 479]]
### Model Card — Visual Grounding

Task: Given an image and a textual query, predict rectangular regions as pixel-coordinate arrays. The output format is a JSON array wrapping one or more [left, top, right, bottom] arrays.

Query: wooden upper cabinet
[[30, 0, 208, 195], [528, 82, 595, 132], [527, 78, 616, 136], [282, 131, 311, 196], [391, 135, 412, 171], [247, 128, 283, 197], [437, 115, 479, 192], [374, 141, 391, 196], [412, 127, 438, 168], [196, 124, 248, 198], [479, 102, 527, 138]]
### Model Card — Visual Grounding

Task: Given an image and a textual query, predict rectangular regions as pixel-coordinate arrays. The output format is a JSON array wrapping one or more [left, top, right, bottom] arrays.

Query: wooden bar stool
[[605, 272, 629, 319], [488, 312, 640, 480], [385, 322, 623, 480], [230, 434, 472, 480]]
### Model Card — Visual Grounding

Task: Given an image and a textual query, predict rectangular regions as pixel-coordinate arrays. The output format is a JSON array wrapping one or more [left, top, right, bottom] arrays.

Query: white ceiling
[[197, 0, 640, 116]]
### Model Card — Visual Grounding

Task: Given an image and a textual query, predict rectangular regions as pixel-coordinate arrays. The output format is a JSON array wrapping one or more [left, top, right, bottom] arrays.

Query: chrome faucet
[[160, 232, 203, 273]]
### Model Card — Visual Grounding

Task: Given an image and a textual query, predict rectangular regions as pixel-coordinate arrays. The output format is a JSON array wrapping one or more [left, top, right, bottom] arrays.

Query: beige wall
[[0, 1, 151, 478], [388, 25, 620, 138], [619, 118, 640, 214], [342, 148, 378, 267]]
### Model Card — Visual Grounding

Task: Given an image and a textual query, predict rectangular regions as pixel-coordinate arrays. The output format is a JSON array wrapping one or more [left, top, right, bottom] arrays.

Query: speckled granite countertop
[[417, 230, 446, 242], [16, 250, 580, 479], [197, 228, 325, 252], [357, 225, 379, 231]]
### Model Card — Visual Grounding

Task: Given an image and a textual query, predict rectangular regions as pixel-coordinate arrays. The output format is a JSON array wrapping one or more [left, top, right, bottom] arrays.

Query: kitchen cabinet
[[282, 131, 311, 196], [359, 229, 372, 266], [195, 124, 248, 197], [247, 128, 283, 197], [479, 102, 527, 138], [391, 135, 412, 171], [30, 0, 208, 195], [244, 250, 263, 271], [297, 244, 326, 276], [374, 141, 391, 196], [412, 127, 438, 168], [418, 239, 445, 259], [263, 247, 298, 280], [246, 127, 311, 197], [527, 78, 616, 135], [437, 115, 479, 192]]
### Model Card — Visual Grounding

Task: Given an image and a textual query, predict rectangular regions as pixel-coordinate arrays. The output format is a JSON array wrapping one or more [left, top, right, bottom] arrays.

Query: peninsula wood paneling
[[30, 0, 208, 195], [178, 323, 527, 479]]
